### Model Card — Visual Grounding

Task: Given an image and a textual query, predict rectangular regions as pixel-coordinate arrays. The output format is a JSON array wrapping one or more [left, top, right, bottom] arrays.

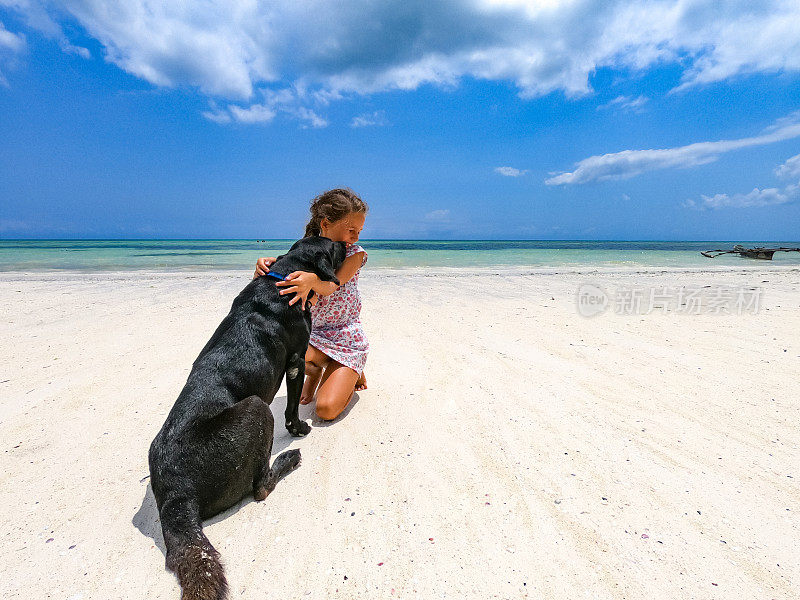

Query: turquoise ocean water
[[1, 240, 800, 272]]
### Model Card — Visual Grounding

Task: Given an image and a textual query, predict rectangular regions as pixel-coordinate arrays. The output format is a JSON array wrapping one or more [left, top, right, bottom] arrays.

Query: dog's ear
[[313, 260, 340, 286], [332, 241, 346, 269], [312, 240, 343, 285]]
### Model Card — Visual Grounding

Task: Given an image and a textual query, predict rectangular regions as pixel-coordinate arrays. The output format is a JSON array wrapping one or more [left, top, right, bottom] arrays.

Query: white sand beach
[[1, 266, 798, 599]]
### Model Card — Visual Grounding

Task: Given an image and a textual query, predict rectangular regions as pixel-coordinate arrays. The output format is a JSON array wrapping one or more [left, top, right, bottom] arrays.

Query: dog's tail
[[160, 499, 227, 600]]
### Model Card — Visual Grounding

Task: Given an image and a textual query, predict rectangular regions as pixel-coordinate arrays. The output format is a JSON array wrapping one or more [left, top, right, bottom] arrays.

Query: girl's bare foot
[[354, 372, 367, 392]]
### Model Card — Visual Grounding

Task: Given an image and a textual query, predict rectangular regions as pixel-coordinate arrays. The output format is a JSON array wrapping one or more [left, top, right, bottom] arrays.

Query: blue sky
[[1, 1, 799, 240]]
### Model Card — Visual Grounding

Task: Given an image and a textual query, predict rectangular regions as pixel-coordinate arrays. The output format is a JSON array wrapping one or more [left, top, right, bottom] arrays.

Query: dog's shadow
[[133, 394, 301, 557]]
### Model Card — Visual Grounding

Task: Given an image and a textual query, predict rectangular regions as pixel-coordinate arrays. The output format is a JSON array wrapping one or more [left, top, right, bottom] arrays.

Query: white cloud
[[3, 1, 800, 113], [0, 22, 24, 53], [1, 2, 88, 59], [203, 87, 327, 127], [687, 153, 800, 209], [425, 209, 451, 221], [494, 166, 528, 177], [63, 42, 90, 59], [350, 110, 388, 128], [229, 103, 276, 124], [201, 108, 232, 124], [546, 111, 800, 185], [775, 153, 800, 180], [290, 106, 328, 128], [0, 21, 26, 84], [696, 184, 799, 208], [597, 95, 648, 113], [672, 8, 800, 93]]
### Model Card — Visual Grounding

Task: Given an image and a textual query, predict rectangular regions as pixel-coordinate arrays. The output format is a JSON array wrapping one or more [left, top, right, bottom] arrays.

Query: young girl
[[254, 188, 369, 421]]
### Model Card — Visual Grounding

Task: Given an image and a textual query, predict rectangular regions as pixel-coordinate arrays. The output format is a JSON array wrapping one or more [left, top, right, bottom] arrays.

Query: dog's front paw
[[286, 420, 311, 437]]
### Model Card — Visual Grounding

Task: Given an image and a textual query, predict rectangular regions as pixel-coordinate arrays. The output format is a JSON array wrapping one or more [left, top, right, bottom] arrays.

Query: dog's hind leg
[[194, 395, 275, 516], [210, 394, 302, 502], [284, 352, 311, 437], [254, 448, 302, 501], [253, 388, 301, 499]]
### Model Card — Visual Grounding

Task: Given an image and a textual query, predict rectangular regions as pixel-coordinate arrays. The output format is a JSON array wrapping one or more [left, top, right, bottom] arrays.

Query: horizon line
[[2, 237, 800, 244]]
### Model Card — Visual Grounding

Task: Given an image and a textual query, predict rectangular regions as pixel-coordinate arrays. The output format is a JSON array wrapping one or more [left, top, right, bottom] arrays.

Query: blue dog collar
[[264, 271, 286, 281]]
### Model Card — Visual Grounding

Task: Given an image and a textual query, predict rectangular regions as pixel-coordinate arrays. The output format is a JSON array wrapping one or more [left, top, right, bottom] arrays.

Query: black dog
[[148, 236, 346, 600]]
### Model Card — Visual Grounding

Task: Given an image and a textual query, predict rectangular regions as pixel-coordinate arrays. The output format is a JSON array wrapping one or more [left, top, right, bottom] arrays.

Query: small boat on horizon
[[701, 244, 800, 260]]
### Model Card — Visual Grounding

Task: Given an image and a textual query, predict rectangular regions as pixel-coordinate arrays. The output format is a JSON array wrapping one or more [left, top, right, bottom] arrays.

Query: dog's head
[[288, 236, 347, 285]]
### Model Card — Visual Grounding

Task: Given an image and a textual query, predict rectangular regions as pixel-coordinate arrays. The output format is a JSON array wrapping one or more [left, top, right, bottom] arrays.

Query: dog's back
[[157, 276, 309, 434]]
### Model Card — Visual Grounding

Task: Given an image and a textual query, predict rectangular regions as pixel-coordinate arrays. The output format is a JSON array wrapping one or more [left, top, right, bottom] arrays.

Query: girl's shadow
[[132, 394, 300, 556]]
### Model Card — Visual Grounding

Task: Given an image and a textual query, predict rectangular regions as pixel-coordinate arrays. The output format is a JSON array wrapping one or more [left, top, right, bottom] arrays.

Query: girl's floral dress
[[309, 243, 369, 375]]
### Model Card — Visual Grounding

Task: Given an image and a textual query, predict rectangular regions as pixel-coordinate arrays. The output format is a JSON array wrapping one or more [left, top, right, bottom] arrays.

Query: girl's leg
[[300, 345, 331, 405], [314, 361, 360, 421]]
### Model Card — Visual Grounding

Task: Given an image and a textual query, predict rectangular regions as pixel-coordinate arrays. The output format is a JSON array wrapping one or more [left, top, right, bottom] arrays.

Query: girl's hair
[[304, 188, 368, 237]]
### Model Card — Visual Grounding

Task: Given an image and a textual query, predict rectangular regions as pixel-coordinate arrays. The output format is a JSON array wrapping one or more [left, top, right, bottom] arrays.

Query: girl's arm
[[277, 251, 365, 308], [253, 256, 322, 307], [321, 251, 364, 294]]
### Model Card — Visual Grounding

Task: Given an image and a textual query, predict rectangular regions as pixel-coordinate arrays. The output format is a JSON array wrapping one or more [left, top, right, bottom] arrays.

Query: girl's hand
[[275, 271, 320, 309], [253, 257, 276, 279]]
